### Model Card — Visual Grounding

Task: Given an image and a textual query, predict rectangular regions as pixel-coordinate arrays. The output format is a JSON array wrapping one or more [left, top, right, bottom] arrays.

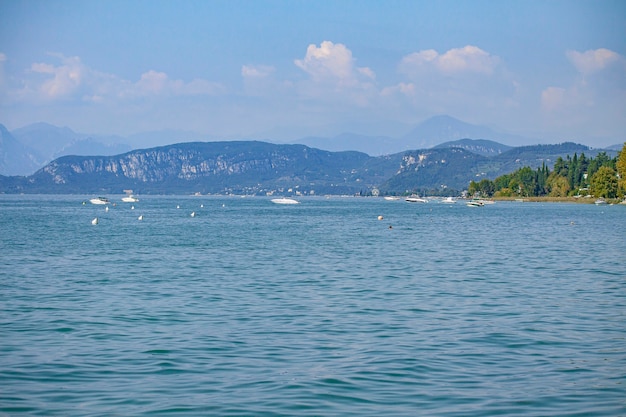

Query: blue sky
[[0, 0, 624, 147]]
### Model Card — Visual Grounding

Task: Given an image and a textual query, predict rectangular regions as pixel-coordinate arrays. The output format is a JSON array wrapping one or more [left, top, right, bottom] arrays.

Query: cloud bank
[[0, 43, 624, 144]]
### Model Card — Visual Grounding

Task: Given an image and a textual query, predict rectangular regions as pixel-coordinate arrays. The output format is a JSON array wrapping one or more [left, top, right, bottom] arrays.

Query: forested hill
[[376, 142, 617, 193], [0, 141, 385, 195], [0, 140, 618, 195], [433, 139, 512, 156]]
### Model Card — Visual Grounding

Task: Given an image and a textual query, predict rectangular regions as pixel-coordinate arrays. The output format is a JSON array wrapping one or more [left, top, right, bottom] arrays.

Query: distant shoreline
[[492, 196, 626, 204]]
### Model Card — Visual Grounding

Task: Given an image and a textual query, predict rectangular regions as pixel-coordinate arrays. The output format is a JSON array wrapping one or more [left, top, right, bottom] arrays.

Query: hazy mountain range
[[0, 123, 131, 176], [0, 139, 619, 196], [295, 115, 531, 155], [0, 115, 622, 195], [3, 115, 622, 177]]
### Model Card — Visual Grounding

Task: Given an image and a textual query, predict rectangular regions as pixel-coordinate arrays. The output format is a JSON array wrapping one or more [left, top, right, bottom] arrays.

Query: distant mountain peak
[[401, 115, 530, 149]]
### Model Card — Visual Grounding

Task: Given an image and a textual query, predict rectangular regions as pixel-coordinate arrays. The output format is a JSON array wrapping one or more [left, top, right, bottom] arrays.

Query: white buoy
[[105, 206, 109, 212], [190, 212, 196, 217], [200, 204, 204, 208], [91, 217, 98, 225], [377, 215, 384, 220], [131, 205, 135, 210], [138, 215, 143, 221], [176, 205, 180, 209]]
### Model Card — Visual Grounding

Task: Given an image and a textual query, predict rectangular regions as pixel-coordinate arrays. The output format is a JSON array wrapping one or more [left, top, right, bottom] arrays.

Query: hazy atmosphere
[[1, 0, 625, 148]]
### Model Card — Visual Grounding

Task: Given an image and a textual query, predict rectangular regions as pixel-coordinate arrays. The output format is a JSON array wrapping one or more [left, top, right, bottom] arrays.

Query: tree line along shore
[[469, 143, 626, 201]]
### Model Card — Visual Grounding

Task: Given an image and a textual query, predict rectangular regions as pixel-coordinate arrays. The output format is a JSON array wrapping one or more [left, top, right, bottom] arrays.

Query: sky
[[0, 0, 625, 147]]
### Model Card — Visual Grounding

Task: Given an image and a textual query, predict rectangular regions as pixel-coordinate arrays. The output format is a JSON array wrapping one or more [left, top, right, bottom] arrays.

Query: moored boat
[[121, 190, 139, 203], [122, 195, 139, 203], [89, 197, 110, 205], [271, 198, 300, 205]]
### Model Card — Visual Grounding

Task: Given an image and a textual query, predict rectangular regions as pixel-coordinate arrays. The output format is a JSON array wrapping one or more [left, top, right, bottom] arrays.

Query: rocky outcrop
[[10, 141, 376, 194]]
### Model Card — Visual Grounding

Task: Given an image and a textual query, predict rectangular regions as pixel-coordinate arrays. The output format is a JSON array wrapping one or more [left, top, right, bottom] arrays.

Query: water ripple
[[1, 196, 625, 416]]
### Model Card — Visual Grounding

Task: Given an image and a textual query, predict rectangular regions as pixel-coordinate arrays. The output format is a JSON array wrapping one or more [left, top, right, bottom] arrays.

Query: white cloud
[[241, 64, 275, 79], [542, 48, 625, 115], [357, 67, 375, 79], [539, 48, 626, 138], [31, 63, 55, 74], [540, 86, 567, 112], [381, 82, 416, 97], [121, 70, 224, 99], [390, 45, 516, 122], [136, 70, 168, 95], [566, 48, 620, 75], [291, 40, 378, 111], [400, 45, 499, 76], [175, 78, 223, 95], [29, 55, 86, 100], [294, 41, 375, 87], [11, 54, 224, 104]]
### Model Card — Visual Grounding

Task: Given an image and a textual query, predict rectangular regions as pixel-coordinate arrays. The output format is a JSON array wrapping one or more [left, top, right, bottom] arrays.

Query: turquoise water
[[1, 195, 625, 416]]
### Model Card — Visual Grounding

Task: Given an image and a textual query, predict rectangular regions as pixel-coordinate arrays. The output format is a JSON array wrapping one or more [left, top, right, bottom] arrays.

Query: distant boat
[[122, 195, 139, 203], [595, 198, 607, 205], [466, 200, 484, 207], [384, 196, 400, 201], [121, 190, 139, 203], [406, 196, 428, 203], [91, 217, 99, 225], [271, 198, 299, 205], [90, 197, 110, 205], [441, 197, 456, 204]]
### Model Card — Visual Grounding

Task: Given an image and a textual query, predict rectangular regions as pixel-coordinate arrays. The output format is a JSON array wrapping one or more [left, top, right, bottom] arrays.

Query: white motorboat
[[121, 190, 139, 203], [406, 196, 428, 203], [122, 195, 139, 203], [271, 198, 300, 205], [594, 198, 607, 205], [384, 196, 401, 201], [466, 200, 484, 207], [89, 197, 110, 205], [441, 197, 456, 204]]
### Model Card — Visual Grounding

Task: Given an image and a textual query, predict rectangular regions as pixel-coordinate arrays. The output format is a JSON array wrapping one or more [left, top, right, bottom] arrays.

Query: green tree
[[494, 187, 513, 197], [553, 156, 568, 177], [590, 166, 618, 198], [616, 143, 626, 197], [469, 179, 495, 197], [468, 180, 479, 197], [547, 172, 570, 197], [588, 151, 614, 179], [577, 153, 589, 188], [478, 178, 495, 197], [568, 153, 579, 190], [494, 173, 511, 191], [516, 166, 538, 197]]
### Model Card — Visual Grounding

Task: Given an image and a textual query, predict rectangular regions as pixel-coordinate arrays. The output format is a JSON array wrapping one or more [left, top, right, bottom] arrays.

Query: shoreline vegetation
[[469, 144, 625, 201], [491, 196, 626, 204]]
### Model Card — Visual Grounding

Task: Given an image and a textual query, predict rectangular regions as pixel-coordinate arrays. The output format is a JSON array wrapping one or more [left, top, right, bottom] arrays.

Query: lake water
[[1, 195, 624, 416]]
